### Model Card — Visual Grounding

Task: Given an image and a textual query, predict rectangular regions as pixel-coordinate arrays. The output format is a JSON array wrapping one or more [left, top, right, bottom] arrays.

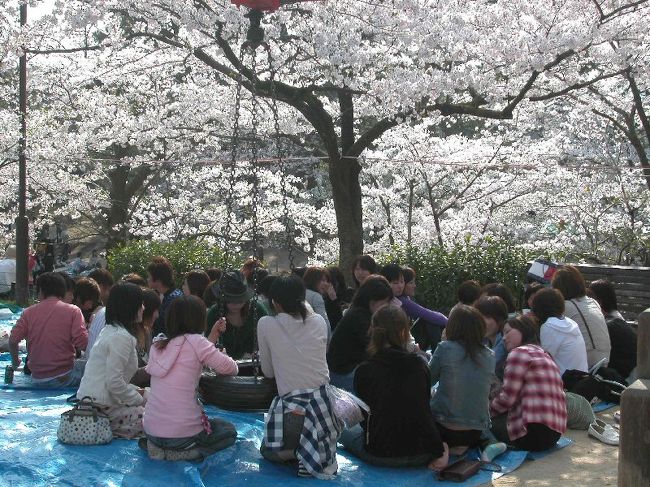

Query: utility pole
[[15, 0, 29, 306]]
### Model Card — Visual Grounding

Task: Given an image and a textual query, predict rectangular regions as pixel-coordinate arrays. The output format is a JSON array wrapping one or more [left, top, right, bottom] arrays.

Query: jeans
[[339, 425, 433, 467], [147, 418, 237, 459], [30, 359, 85, 388], [260, 412, 305, 463]]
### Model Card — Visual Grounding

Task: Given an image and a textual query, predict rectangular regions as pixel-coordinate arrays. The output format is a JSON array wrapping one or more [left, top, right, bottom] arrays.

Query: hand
[[208, 318, 226, 344], [12, 357, 22, 368], [215, 317, 227, 334]]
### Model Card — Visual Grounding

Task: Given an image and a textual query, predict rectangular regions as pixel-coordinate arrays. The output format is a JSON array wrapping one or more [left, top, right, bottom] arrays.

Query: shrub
[[107, 240, 239, 287], [380, 237, 536, 313]]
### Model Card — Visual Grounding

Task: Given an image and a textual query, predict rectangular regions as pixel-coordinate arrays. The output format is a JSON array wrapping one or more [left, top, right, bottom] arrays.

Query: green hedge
[[107, 240, 238, 286], [380, 237, 535, 313]]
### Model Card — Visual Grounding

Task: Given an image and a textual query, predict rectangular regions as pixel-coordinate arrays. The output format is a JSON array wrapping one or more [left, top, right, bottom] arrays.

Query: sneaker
[[297, 463, 312, 478], [588, 421, 619, 446], [164, 448, 203, 461], [481, 442, 507, 462], [146, 441, 166, 461]]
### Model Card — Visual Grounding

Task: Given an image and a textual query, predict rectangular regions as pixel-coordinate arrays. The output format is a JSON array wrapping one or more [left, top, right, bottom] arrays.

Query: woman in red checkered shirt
[[489, 315, 567, 451]]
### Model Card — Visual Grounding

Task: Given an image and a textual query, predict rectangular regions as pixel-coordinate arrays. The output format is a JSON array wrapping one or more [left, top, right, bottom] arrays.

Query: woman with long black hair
[[77, 282, 147, 438]]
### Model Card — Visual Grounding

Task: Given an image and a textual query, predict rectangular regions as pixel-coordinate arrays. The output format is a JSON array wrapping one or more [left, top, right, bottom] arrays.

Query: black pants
[[491, 414, 560, 452], [435, 423, 482, 448]]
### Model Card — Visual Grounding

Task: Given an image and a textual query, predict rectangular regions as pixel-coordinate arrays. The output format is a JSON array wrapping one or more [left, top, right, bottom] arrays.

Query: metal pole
[[15, 0, 29, 305]]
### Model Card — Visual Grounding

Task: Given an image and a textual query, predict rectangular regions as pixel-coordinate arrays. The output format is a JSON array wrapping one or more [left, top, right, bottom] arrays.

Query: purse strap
[[67, 396, 103, 423], [569, 299, 596, 349]]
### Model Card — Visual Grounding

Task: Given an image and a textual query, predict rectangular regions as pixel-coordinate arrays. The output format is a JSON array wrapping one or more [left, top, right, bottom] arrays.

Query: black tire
[[199, 363, 278, 412]]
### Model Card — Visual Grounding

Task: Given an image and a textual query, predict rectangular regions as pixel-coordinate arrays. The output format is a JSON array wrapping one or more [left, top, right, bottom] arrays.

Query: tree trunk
[[106, 165, 130, 250], [329, 155, 364, 284], [407, 178, 415, 246]]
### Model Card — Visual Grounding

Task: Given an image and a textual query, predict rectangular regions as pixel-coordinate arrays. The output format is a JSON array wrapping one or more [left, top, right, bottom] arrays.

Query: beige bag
[[57, 396, 113, 445]]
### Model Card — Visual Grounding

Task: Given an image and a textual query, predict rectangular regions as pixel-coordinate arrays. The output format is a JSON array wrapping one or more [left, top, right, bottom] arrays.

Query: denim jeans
[[147, 418, 237, 459], [30, 359, 85, 388], [339, 425, 433, 467], [260, 412, 305, 463]]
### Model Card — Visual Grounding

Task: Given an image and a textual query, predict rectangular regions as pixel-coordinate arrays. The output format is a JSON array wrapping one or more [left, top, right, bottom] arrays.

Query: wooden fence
[[574, 264, 650, 321]]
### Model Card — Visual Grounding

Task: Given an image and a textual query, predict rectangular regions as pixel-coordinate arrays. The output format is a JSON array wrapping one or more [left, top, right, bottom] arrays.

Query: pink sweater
[[143, 334, 238, 438], [10, 297, 88, 379]]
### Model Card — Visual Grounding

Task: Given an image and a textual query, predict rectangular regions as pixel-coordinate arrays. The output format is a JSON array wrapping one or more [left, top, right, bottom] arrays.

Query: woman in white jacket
[[551, 266, 611, 369], [531, 288, 588, 376], [77, 283, 146, 438]]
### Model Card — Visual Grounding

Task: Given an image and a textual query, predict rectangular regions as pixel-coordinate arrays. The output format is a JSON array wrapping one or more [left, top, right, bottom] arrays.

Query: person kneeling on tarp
[[142, 295, 239, 461], [258, 276, 341, 479]]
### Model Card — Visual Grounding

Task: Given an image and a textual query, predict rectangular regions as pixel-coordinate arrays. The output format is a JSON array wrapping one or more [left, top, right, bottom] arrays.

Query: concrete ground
[[492, 409, 619, 486]]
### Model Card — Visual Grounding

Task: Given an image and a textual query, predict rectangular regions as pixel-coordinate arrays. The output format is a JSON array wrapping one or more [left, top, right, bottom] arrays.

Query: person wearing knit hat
[[205, 270, 268, 359]]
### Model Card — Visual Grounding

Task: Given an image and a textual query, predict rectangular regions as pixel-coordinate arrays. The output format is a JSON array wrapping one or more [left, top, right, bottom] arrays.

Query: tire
[[199, 362, 278, 412]]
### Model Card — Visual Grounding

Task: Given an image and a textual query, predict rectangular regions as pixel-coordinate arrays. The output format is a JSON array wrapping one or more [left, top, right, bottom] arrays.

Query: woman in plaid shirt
[[490, 315, 567, 451]]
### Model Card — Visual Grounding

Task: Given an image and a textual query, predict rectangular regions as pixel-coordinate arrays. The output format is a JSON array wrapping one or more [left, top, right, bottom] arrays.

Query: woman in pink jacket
[[142, 295, 239, 461]]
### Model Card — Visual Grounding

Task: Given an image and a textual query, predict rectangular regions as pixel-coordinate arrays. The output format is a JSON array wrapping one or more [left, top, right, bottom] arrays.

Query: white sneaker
[[588, 421, 619, 446]]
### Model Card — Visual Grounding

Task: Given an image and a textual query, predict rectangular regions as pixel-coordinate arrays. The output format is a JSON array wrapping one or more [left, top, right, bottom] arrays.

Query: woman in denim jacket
[[429, 305, 495, 455]]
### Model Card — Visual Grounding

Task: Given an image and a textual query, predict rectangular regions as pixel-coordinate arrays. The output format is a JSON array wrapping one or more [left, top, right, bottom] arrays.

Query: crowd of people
[[6, 253, 638, 479]]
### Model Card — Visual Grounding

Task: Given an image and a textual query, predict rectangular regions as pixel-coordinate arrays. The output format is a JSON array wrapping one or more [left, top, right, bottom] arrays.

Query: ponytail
[[367, 305, 410, 357]]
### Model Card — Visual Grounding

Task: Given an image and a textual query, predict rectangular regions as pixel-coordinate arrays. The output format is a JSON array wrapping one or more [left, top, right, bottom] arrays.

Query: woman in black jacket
[[326, 275, 392, 392], [339, 305, 449, 470]]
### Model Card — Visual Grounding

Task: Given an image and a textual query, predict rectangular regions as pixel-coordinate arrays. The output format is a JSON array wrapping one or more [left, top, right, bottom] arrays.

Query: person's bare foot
[[428, 442, 449, 472]]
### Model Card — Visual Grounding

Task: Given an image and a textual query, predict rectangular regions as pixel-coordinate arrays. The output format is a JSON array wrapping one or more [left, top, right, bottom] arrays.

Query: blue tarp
[[1, 313, 574, 487]]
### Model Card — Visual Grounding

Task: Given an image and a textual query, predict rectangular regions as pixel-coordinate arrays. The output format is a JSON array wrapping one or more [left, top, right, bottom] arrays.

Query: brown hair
[[87, 268, 114, 288], [367, 305, 410, 357], [531, 288, 565, 324], [303, 266, 329, 292], [156, 295, 207, 349], [73, 277, 101, 307], [184, 270, 211, 298], [121, 273, 147, 287], [446, 304, 487, 363], [551, 265, 586, 300], [505, 315, 540, 346], [402, 267, 416, 284], [473, 296, 508, 329], [147, 256, 175, 288]]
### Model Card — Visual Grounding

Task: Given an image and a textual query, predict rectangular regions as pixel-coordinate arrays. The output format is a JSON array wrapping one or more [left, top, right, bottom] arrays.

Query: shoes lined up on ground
[[588, 420, 619, 446]]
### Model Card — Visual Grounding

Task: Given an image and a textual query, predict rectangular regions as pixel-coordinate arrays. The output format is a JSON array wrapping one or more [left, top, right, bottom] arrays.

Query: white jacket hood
[[543, 316, 582, 337]]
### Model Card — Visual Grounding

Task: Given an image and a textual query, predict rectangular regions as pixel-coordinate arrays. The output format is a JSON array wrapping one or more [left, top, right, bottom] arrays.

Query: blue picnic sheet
[[1, 312, 573, 487]]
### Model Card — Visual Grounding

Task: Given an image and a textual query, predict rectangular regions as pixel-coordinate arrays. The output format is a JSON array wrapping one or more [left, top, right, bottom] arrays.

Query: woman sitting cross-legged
[[327, 275, 393, 392], [258, 276, 341, 479], [77, 282, 147, 439], [205, 270, 268, 359], [490, 315, 567, 451], [142, 295, 239, 461], [429, 305, 495, 455], [340, 305, 449, 470]]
